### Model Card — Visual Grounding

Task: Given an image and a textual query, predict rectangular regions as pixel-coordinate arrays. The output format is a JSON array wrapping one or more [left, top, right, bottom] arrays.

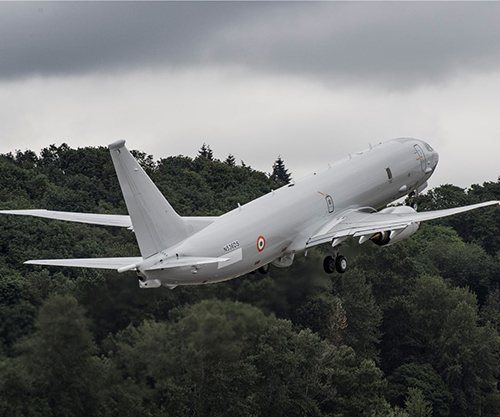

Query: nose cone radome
[[421, 140, 439, 172]]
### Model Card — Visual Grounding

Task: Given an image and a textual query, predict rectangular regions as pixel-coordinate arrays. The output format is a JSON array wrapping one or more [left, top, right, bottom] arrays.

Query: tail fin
[[108, 140, 188, 258]]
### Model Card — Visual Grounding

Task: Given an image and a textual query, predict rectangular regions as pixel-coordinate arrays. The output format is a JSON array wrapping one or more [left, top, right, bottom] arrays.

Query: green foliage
[[224, 153, 236, 166], [198, 143, 214, 160], [104, 299, 391, 416], [404, 388, 433, 417], [0, 295, 106, 417], [270, 155, 291, 186], [1, 143, 500, 415], [331, 269, 382, 361], [416, 183, 500, 255], [389, 363, 452, 417]]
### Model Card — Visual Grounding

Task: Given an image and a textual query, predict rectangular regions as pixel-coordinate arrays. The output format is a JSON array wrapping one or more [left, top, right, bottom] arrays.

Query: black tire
[[335, 255, 347, 274], [323, 256, 336, 274], [258, 264, 270, 275]]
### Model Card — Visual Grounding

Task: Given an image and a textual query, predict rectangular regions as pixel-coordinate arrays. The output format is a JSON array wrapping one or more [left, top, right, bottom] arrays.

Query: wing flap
[[307, 200, 500, 248], [24, 257, 143, 270]]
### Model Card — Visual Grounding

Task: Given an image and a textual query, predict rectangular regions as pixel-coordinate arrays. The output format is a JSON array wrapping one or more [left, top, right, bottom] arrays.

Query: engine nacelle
[[370, 206, 420, 247]]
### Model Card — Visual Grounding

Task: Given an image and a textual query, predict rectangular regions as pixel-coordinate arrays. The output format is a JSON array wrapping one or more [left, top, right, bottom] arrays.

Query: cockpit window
[[425, 144, 434, 152]]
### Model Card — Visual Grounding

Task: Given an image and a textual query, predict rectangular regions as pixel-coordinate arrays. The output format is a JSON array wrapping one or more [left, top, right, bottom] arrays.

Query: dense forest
[[1, 143, 500, 417]]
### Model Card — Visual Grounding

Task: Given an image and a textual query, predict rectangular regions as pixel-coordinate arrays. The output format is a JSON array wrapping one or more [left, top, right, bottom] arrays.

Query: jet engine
[[368, 206, 420, 247]]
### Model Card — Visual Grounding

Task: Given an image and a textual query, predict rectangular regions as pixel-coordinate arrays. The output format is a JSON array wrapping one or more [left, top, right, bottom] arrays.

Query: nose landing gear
[[323, 253, 347, 274]]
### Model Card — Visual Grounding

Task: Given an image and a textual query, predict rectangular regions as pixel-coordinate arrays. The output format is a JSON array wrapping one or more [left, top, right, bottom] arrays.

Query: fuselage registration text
[[223, 240, 240, 253]]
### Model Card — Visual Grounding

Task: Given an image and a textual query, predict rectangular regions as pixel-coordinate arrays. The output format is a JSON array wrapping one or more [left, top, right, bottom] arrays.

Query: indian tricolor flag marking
[[257, 236, 266, 252]]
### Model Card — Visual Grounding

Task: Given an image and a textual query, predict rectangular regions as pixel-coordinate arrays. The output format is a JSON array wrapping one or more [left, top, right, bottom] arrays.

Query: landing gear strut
[[258, 264, 270, 275], [323, 254, 347, 274], [407, 191, 418, 210]]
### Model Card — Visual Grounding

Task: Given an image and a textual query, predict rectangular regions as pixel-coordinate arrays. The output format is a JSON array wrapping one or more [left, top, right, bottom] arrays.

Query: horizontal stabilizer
[[0, 209, 218, 234], [0, 210, 132, 227], [25, 257, 143, 270], [145, 256, 229, 271]]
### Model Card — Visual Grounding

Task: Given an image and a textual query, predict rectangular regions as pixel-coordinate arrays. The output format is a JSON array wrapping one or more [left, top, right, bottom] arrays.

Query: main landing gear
[[257, 264, 270, 274], [323, 253, 347, 274], [407, 191, 418, 210]]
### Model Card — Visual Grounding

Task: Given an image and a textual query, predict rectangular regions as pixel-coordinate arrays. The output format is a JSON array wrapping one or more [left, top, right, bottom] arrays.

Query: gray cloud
[[0, 2, 259, 78], [2, 2, 500, 89], [208, 2, 500, 88]]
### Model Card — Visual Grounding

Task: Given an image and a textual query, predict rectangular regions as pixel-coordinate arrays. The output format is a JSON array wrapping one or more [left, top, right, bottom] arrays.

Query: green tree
[[12, 295, 105, 417], [322, 344, 391, 416], [224, 153, 236, 166], [481, 288, 500, 331], [270, 155, 291, 185], [406, 276, 500, 416], [388, 363, 452, 417], [198, 143, 214, 160], [437, 301, 500, 416], [405, 388, 433, 417], [334, 269, 382, 361]]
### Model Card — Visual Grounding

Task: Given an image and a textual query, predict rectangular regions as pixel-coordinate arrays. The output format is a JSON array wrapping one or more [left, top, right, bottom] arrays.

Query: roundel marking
[[257, 236, 266, 252]]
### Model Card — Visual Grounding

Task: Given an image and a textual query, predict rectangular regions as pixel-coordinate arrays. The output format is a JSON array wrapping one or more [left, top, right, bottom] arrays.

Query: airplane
[[0, 138, 498, 289]]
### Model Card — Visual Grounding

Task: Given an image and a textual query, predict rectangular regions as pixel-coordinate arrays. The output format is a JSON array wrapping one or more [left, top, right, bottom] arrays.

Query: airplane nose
[[433, 151, 439, 166], [420, 140, 439, 172], [428, 147, 439, 172]]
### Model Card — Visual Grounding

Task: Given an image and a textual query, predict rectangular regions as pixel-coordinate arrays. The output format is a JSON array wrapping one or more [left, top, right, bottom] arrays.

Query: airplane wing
[[0, 209, 218, 232], [306, 200, 500, 248], [24, 257, 143, 269]]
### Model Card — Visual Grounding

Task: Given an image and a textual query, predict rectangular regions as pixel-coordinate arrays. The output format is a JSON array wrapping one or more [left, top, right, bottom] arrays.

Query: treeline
[[0, 143, 500, 416]]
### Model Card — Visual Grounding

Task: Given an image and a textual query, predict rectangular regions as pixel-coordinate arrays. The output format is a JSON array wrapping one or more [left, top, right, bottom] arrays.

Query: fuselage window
[[386, 167, 393, 181]]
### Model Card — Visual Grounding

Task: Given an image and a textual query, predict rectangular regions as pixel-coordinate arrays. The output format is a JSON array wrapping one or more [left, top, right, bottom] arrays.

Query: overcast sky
[[1, 2, 500, 190]]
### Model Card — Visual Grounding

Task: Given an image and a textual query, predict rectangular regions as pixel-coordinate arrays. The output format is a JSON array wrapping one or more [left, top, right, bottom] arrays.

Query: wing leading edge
[[306, 200, 500, 248], [0, 209, 132, 228]]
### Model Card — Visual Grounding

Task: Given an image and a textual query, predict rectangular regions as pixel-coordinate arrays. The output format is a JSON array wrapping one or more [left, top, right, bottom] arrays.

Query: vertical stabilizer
[[108, 140, 188, 258]]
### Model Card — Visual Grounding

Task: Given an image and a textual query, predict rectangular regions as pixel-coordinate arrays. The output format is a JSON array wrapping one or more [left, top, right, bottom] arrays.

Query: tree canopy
[[1, 143, 500, 415]]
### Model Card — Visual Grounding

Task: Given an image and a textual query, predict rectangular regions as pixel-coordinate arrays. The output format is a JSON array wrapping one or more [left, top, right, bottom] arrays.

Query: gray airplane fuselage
[[138, 138, 439, 286]]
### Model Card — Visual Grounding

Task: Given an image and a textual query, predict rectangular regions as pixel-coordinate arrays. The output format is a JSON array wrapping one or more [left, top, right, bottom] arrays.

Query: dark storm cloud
[[208, 2, 500, 88], [2, 2, 500, 88], [0, 2, 263, 78]]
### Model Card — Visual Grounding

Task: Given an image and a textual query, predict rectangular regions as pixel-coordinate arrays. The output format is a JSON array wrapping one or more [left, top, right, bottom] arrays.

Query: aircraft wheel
[[335, 255, 347, 274], [258, 264, 270, 275], [407, 191, 418, 211], [323, 256, 336, 274]]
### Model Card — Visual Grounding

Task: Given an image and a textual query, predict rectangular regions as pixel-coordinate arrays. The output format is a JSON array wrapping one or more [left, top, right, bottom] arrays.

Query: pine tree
[[405, 388, 433, 417], [224, 153, 236, 167], [198, 143, 214, 160], [271, 156, 291, 185]]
